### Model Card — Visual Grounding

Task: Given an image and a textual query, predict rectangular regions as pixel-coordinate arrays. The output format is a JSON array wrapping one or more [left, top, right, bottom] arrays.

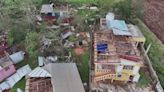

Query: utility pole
[[145, 43, 152, 55]]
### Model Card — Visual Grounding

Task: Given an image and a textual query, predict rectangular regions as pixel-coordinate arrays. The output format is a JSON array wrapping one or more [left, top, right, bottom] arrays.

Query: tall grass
[[136, 19, 164, 88]]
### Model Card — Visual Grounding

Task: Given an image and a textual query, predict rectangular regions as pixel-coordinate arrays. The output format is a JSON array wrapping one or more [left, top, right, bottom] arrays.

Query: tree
[[25, 32, 39, 58], [114, 0, 132, 20], [0, 0, 38, 31], [97, 0, 114, 15], [1, 0, 40, 46]]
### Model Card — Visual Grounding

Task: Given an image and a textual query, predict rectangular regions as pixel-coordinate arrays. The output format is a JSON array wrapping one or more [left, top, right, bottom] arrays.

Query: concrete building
[[92, 16, 146, 84]]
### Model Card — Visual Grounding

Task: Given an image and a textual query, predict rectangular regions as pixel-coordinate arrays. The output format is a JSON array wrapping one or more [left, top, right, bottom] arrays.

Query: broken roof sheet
[[28, 67, 52, 78], [107, 20, 132, 36], [38, 56, 45, 67], [0, 56, 13, 68], [107, 20, 129, 31], [0, 65, 31, 91], [9, 51, 25, 64], [112, 28, 132, 36], [6, 65, 31, 88], [0, 81, 10, 91], [43, 63, 85, 92], [41, 4, 53, 13], [128, 24, 146, 42]]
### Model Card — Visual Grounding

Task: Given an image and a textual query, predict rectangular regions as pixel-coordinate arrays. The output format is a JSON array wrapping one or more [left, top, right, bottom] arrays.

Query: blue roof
[[107, 20, 128, 31]]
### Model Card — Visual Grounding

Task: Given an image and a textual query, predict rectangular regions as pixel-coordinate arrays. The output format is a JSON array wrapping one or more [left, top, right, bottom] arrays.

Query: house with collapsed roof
[[0, 51, 16, 82], [92, 13, 146, 84], [40, 4, 70, 22], [0, 50, 25, 82], [25, 63, 85, 92], [0, 65, 31, 92]]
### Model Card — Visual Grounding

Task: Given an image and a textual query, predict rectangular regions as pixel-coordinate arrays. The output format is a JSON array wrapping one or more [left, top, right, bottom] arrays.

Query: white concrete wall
[[133, 66, 140, 75], [133, 74, 140, 82], [116, 65, 123, 74]]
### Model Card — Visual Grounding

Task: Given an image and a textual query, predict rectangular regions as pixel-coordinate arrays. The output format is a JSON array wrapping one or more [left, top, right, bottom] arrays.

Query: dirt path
[[144, 0, 164, 43]]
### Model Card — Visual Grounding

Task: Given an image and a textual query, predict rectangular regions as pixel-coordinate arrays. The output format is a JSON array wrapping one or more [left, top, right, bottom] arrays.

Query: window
[[123, 65, 134, 70], [117, 75, 122, 77]]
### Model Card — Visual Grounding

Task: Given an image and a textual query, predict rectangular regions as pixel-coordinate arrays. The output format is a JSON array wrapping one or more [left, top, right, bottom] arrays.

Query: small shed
[[9, 51, 25, 64], [41, 4, 53, 14]]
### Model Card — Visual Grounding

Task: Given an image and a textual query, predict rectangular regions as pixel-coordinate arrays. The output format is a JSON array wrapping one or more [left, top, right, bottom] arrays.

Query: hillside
[[144, 0, 164, 43]]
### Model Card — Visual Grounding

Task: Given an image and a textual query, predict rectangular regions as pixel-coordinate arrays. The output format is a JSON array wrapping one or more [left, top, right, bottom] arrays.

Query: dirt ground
[[144, 0, 164, 43], [74, 47, 85, 55]]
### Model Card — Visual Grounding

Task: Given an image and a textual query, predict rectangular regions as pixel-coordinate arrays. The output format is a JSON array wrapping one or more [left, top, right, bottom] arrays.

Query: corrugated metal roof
[[0, 81, 10, 91], [41, 4, 53, 13], [9, 51, 25, 64], [6, 65, 31, 88], [107, 20, 129, 31], [0, 65, 31, 91], [106, 20, 132, 36], [112, 28, 132, 36], [43, 63, 85, 92], [28, 67, 52, 78]]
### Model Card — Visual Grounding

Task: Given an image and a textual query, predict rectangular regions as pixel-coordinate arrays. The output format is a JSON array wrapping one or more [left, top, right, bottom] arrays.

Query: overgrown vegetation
[[60, 0, 98, 4], [10, 78, 26, 92], [136, 19, 164, 88], [25, 32, 39, 58], [78, 51, 90, 83], [137, 71, 151, 87]]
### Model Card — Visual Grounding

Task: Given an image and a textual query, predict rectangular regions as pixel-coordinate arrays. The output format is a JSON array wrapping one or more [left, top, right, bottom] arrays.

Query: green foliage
[[137, 71, 151, 87], [136, 19, 164, 88], [114, 0, 132, 20], [97, 0, 121, 16], [68, 35, 77, 42], [78, 51, 90, 82], [60, 0, 98, 4], [25, 32, 39, 58], [10, 78, 26, 92], [8, 27, 27, 45]]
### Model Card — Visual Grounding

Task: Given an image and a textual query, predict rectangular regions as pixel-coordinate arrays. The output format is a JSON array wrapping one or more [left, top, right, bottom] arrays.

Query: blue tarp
[[97, 44, 108, 53]]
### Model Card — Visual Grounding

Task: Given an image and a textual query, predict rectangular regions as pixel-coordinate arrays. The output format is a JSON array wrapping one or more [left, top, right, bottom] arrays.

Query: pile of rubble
[[96, 83, 154, 92]]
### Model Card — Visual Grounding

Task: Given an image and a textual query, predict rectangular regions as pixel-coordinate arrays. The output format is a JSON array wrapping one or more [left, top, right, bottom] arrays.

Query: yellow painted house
[[92, 17, 145, 83]]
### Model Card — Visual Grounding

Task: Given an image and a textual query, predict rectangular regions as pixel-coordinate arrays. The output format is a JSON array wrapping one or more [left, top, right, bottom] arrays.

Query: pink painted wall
[[0, 65, 16, 82]]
